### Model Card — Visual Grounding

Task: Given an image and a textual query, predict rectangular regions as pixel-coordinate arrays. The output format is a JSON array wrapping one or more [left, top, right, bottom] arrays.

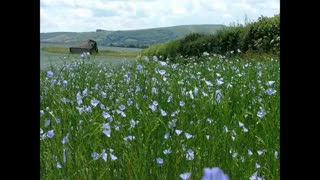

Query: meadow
[[40, 52, 279, 179], [40, 43, 141, 70]]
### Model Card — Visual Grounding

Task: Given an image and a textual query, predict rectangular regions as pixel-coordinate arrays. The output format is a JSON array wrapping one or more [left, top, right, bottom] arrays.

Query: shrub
[[141, 14, 280, 61], [243, 15, 280, 54]]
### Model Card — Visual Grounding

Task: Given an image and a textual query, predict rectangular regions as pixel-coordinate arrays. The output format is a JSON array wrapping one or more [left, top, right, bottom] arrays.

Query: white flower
[[216, 79, 224, 86], [257, 107, 266, 118], [102, 149, 107, 161], [180, 172, 191, 180], [186, 149, 194, 160], [205, 80, 213, 86], [159, 61, 168, 66], [110, 154, 118, 161], [102, 123, 111, 137], [257, 150, 264, 155], [130, 119, 138, 128], [203, 52, 209, 56], [184, 133, 193, 139], [161, 109, 167, 116], [163, 149, 172, 154], [175, 129, 183, 135], [255, 163, 261, 169], [206, 135, 210, 140], [266, 81, 275, 86]]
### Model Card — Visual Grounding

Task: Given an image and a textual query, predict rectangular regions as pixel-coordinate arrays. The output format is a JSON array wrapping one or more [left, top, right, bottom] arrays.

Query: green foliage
[[243, 15, 280, 54], [141, 14, 280, 61], [140, 40, 182, 60], [165, 40, 181, 59], [177, 33, 205, 57], [215, 26, 244, 53]]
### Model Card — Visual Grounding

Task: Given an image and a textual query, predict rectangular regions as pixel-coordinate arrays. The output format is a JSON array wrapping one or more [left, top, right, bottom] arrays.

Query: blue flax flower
[[202, 167, 229, 180]]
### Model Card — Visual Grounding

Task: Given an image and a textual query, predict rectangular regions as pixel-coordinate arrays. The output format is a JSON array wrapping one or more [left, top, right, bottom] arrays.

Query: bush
[[215, 26, 243, 54], [141, 14, 280, 61], [244, 15, 280, 54]]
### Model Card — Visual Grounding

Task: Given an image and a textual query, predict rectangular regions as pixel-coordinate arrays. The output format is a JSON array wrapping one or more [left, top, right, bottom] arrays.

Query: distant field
[[98, 46, 142, 52], [40, 42, 141, 70], [40, 42, 142, 52]]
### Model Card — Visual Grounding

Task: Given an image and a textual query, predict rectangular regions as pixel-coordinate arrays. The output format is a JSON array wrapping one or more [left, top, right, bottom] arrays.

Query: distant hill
[[40, 24, 227, 48]]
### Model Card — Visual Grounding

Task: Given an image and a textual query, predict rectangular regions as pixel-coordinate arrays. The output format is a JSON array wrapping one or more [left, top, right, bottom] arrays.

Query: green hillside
[[40, 24, 226, 48], [40, 31, 113, 45]]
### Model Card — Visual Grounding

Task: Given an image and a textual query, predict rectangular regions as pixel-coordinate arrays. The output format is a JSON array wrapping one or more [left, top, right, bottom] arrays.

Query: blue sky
[[40, 0, 279, 33]]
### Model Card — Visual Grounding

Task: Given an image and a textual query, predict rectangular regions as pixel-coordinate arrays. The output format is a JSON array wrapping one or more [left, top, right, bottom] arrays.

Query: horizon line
[[40, 23, 229, 33]]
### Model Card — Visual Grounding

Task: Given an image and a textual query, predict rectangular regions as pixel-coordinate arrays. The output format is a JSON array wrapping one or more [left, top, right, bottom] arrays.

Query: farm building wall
[[69, 39, 99, 54]]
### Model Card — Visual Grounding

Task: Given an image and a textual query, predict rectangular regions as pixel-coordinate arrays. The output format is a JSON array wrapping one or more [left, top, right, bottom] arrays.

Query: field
[[40, 43, 142, 70], [40, 53, 279, 179]]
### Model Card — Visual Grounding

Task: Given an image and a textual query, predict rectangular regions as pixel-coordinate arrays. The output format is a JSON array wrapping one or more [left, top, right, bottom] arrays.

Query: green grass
[[42, 45, 140, 58], [41, 46, 70, 54], [40, 54, 279, 179], [96, 50, 140, 58]]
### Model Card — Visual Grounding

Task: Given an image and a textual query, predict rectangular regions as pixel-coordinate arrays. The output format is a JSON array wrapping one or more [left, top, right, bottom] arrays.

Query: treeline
[[141, 14, 280, 60], [109, 43, 149, 49], [98, 29, 181, 48]]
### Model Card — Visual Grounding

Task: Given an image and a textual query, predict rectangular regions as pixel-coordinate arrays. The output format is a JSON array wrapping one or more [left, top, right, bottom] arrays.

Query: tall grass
[[40, 54, 279, 179]]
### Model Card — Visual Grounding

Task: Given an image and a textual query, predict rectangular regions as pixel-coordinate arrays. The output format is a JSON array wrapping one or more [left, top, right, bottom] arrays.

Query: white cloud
[[223, 13, 232, 19], [204, 0, 228, 12], [69, 8, 93, 18], [40, 0, 280, 32]]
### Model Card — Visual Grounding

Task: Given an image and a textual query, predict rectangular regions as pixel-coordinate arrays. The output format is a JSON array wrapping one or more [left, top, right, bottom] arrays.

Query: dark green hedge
[[141, 14, 280, 61]]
